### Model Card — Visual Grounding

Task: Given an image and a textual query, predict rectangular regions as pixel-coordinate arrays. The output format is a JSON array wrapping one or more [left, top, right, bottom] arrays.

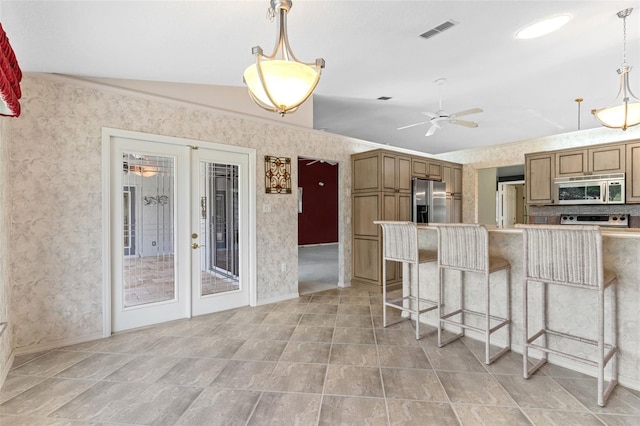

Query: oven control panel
[[560, 214, 629, 227]]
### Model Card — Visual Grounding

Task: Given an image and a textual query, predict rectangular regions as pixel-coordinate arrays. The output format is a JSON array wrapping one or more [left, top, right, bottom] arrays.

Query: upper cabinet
[[442, 164, 463, 196], [526, 140, 637, 205], [353, 150, 411, 193], [555, 145, 625, 177], [525, 152, 555, 205], [412, 158, 442, 180]]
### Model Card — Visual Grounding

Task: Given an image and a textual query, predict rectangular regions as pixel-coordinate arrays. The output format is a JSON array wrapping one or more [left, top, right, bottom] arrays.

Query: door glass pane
[[198, 161, 239, 296], [122, 153, 176, 308]]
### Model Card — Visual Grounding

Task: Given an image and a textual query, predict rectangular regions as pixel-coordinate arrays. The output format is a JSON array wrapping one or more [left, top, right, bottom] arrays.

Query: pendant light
[[592, 8, 640, 130], [243, 0, 325, 116]]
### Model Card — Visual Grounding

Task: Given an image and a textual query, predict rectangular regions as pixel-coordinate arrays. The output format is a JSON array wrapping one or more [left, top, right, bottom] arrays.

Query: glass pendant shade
[[592, 8, 640, 130], [243, 0, 324, 116]]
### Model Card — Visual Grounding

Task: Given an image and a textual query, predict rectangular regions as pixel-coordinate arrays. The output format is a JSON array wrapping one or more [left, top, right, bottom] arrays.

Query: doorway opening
[[297, 156, 339, 295]]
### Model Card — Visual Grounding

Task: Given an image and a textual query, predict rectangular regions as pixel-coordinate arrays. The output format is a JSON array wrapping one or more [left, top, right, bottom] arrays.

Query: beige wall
[[6, 74, 386, 353], [436, 126, 640, 223], [0, 118, 12, 383]]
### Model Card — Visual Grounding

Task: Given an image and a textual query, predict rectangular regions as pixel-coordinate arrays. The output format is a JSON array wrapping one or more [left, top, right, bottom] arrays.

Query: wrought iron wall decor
[[265, 156, 291, 194]]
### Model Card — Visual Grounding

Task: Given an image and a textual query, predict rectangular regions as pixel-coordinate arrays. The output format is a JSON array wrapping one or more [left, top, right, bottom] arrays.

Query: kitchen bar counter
[[412, 224, 640, 390]]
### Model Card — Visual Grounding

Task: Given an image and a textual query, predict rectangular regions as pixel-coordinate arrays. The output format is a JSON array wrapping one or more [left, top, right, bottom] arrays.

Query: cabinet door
[[555, 150, 587, 177], [589, 144, 625, 174], [382, 154, 397, 192], [442, 165, 453, 194], [397, 193, 412, 221], [427, 161, 442, 180], [626, 142, 640, 203], [526, 153, 555, 204], [453, 167, 463, 195], [353, 193, 380, 237], [398, 156, 412, 192], [352, 155, 379, 192], [412, 159, 428, 177], [353, 237, 379, 283]]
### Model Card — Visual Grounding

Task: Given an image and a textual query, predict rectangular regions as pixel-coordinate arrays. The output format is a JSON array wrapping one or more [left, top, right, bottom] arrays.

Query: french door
[[110, 134, 252, 332]]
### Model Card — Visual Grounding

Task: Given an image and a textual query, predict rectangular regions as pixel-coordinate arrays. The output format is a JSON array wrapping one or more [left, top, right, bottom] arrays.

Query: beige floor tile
[[231, 339, 287, 361], [9, 351, 92, 377], [0, 374, 47, 404], [332, 327, 376, 345], [299, 314, 337, 327], [324, 365, 383, 397], [523, 408, 606, 426], [247, 392, 321, 426], [211, 322, 259, 339], [261, 311, 304, 325], [103, 355, 182, 383], [494, 374, 588, 411], [210, 360, 277, 390], [305, 303, 339, 314], [149, 318, 221, 337], [9, 352, 50, 369], [78, 332, 161, 354], [377, 346, 431, 369], [386, 399, 459, 426], [452, 404, 531, 425], [290, 325, 334, 343], [280, 341, 332, 364], [330, 343, 379, 367], [53, 353, 135, 380], [375, 328, 421, 347], [381, 368, 448, 401], [0, 414, 92, 425], [319, 395, 387, 426], [340, 296, 371, 306], [266, 362, 327, 394], [273, 302, 308, 313], [554, 378, 640, 415], [596, 413, 640, 426], [227, 310, 269, 324], [156, 358, 228, 386], [0, 378, 96, 417], [50, 381, 202, 424], [426, 346, 488, 373], [437, 371, 516, 405], [337, 304, 371, 316], [309, 295, 340, 305], [248, 324, 296, 341], [336, 314, 374, 328], [175, 388, 260, 426], [144, 336, 244, 359]]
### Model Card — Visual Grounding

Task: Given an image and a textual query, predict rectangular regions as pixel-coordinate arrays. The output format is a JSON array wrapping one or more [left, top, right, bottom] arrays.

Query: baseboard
[[14, 331, 105, 356], [256, 292, 300, 306], [298, 242, 338, 248]]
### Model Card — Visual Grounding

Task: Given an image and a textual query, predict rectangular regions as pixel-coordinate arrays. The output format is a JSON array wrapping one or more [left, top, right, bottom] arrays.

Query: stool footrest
[[441, 308, 509, 333], [527, 328, 618, 369]]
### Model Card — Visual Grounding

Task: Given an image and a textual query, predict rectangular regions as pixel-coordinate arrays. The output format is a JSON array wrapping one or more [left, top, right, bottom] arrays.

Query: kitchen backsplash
[[528, 204, 640, 228]]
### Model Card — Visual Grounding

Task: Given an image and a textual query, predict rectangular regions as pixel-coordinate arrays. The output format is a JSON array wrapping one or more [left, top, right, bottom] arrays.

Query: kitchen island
[[411, 225, 640, 391]]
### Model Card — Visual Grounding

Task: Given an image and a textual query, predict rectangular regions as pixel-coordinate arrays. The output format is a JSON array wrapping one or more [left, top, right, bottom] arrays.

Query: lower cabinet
[[351, 191, 409, 291]]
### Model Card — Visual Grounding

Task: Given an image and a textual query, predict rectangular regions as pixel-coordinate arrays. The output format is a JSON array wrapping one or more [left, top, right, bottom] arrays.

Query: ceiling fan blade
[[420, 111, 438, 119], [451, 108, 483, 118], [425, 124, 438, 136], [450, 119, 478, 128], [397, 121, 430, 130]]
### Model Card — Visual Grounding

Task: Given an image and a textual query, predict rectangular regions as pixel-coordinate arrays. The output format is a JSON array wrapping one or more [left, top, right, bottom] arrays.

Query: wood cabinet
[[442, 164, 463, 196], [525, 152, 555, 205], [353, 150, 411, 193], [412, 158, 442, 180], [626, 142, 640, 203], [555, 144, 625, 177]]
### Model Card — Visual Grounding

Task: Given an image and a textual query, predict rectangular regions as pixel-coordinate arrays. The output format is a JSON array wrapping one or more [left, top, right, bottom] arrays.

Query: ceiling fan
[[397, 78, 483, 136], [303, 158, 337, 166]]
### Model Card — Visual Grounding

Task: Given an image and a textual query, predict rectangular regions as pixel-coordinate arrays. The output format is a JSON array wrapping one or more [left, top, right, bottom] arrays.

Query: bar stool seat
[[374, 221, 438, 339], [516, 224, 618, 407], [431, 223, 511, 364]]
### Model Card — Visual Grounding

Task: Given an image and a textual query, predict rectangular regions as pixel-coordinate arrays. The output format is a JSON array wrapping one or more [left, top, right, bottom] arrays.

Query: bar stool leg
[[437, 266, 444, 347], [598, 288, 605, 407], [506, 268, 511, 355], [485, 274, 491, 365], [382, 255, 387, 329], [415, 262, 420, 340]]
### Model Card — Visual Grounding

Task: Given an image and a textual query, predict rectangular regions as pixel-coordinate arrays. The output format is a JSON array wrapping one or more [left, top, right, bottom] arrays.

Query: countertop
[[417, 224, 640, 239]]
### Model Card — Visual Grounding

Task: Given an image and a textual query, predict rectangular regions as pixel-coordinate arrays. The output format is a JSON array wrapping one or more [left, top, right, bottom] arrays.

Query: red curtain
[[0, 23, 21, 117]]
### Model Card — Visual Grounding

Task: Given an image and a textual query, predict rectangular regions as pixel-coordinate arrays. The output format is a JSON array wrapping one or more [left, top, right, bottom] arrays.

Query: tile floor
[[1, 287, 639, 425]]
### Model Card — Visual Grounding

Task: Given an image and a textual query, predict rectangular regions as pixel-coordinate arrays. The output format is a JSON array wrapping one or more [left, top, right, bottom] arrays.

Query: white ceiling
[[2, 0, 639, 155]]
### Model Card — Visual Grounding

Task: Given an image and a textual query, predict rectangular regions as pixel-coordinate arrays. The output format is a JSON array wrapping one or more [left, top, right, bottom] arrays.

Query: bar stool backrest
[[432, 223, 489, 273], [516, 224, 603, 289], [374, 221, 418, 263]]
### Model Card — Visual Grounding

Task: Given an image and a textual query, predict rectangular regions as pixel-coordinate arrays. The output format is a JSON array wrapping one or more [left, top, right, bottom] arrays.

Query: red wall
[[298, 159, 338, 245]]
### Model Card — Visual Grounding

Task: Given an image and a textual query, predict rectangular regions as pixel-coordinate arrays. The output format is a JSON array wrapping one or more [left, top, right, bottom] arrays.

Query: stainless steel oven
[[555, 173, 625, 205], [560, 214, 629, 227]]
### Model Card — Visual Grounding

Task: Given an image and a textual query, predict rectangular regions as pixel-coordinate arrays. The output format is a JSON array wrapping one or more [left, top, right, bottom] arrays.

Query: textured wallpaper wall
[[0, 118, 12, 380], [7, 74, 376, 351]]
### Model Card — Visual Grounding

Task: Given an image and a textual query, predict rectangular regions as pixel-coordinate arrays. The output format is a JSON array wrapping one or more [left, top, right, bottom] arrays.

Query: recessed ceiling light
[[516, 14, 572, 39]]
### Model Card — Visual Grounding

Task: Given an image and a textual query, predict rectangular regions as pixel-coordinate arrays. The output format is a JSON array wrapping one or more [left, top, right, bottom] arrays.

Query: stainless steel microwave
[[555, 173, 625, 205]]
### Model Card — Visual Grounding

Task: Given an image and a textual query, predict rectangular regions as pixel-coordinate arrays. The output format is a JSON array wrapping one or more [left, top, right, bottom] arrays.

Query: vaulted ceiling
[[3, 1, 639, 154]]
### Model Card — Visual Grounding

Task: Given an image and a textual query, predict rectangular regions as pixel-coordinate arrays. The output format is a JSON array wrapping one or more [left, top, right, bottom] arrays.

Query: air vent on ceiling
[[420, 20, 457, 39], [377, 96, 392, 101]]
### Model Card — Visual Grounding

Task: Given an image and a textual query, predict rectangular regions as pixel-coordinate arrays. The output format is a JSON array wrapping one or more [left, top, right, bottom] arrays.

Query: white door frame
[[497, 180, 525, 226], [101, 127, 257, 336]]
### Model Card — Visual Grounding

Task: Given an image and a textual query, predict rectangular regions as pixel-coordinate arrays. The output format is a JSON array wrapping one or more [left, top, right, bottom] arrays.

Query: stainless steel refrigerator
[[412, 178, 447, 224]]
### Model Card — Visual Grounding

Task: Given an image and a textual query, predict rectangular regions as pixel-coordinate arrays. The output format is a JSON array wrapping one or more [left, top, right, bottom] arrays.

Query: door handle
[[192, 242, 200, 249]]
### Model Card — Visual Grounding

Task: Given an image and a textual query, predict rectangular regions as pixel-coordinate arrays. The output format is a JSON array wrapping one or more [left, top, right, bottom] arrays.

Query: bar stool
[[516, 224, 618, 407], [431, 223, 511, 364], [374, 221, 438, 339]]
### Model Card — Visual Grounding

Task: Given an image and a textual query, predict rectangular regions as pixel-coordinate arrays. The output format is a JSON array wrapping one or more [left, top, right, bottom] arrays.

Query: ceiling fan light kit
[[591, 8, 640, 130], [243, 0, 325, 116], [397, 78, 483, 136]]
